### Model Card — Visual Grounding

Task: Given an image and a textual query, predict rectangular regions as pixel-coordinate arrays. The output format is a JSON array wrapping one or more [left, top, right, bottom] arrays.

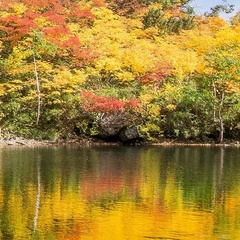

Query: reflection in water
[[33, 155, 41, 234], [0, 146, 240, 239]]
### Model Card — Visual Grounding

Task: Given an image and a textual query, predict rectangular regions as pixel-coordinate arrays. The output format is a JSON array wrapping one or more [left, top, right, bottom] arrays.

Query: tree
[[0, 0, 95, 137], [143, 7, 194, 34], [142, 0, 194, 35], [205, 3, 234, 17], [230, 11, 240, 26], [204, 43, 240, 142]]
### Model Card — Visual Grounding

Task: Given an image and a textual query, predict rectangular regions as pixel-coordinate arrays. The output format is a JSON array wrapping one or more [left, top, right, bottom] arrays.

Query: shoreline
[[0, 135, 240, 147]]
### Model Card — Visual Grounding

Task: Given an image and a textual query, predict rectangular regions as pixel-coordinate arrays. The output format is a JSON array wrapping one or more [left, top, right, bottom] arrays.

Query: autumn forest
[[0, 0, 240, 143]]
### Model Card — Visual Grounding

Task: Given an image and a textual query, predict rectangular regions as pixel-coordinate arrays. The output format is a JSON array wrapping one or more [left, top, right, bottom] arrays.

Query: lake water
[[0, 145, 240, 240]]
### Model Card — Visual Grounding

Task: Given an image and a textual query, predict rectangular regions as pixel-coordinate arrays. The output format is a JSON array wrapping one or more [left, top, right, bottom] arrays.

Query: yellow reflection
[[1, 148, 240, 240]]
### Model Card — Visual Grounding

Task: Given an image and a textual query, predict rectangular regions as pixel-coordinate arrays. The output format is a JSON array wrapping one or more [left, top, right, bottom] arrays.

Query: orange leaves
[[43, 26, 70, 44], [62, 36, 81, 49], [0, 14, 36, 43], [92, 0, 106, 8], [124, 98, 141, 109], [60, 36, 82, 59], [80, 90, 141, 114], [70, 8, 95, 24], [23, 0, 64, 14], [81, 90, 124, 113], [43, 11, 66, 25], [0, 0, 97, 70], [0, 0, 95, 45]]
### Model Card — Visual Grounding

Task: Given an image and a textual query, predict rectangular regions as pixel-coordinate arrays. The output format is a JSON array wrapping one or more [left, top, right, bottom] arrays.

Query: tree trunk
[[218, 92, 225, 142], [34, 54, 41, 125], [213, 82, 225, 142]]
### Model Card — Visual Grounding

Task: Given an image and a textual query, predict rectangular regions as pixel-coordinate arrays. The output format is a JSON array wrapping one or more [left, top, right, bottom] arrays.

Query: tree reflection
[[33, 155, 41, 234]]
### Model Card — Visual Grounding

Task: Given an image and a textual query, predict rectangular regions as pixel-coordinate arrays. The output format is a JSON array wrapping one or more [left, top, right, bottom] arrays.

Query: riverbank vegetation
[[0, 0, 239, 143]]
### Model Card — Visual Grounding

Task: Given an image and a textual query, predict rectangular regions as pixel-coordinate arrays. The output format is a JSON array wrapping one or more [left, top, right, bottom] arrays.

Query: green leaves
[[201, 43, 240, 141]]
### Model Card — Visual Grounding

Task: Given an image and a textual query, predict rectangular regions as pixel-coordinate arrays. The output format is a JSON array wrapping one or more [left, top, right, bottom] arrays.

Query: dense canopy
[[0, 0, 239, 142]]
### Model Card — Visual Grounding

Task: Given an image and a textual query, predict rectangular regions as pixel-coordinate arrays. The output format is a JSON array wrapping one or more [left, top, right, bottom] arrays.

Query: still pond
[[0, 145, 240, 239]]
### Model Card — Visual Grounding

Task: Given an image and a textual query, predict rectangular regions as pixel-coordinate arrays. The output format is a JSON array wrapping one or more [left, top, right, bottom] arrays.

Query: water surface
[[0, 146, 240, 239]]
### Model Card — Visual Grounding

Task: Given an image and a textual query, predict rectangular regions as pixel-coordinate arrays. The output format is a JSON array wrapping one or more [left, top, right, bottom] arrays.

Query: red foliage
[[43, 11, 66, 25], [69, 7, 95, 26], [24, 11, 41, 20], [81, 91, 124, 113], [43, 26, 70, 39], [23, 0, 64, 13], [60, 36, 82, 58], [62, 36, 81, 49], [0, 0, 95, 45], [0, 15, 37, 43], [71, 48, 98, 67], [124, 98, 141, 110], [71, 8, 95, 21], [23, 0, 50, 8], [139, 66, 172, 86], [80, 91, 141, 113]]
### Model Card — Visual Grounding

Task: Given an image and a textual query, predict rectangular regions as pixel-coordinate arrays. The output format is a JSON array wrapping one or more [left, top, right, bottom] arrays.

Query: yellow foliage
[[182, 33, 215, 55], [52, 68, 87, 87], [0, 10, 10, 17], [34, 16, 52, 29], [67, 23, 81, 34], [139, 93, 155, 105], [21, 90, 38, 102], [125, 18, 144, 35], [195, 56, 206, 74], [226, 80, 240, 93], [149, 104, 161, 116], [123, 39, 167, 77], [143, 27, 159, 38], [92, 7, 119, 21], [82, 7, 170, 83], [231, 11, 240, 26], [215, 27, 240, 47], [10, 2, 27, 15], [36, 61, 54, 74], [166, 104, 176, 111], [76, 28, 94, 46], [140, 122, 161, 140], [6, 53, 54, 77], [157, 36, 198, 79], [4, 80, 24, 93], [0, 85, 6, 97], [171, 50, 198, 79], [161, 83, 182, 103], [194, 16, 228, 34], [150, 3, 163, 10], [95, 57, 122, 72], [115, 71, 135, 83], [5, 47, 32, 72]]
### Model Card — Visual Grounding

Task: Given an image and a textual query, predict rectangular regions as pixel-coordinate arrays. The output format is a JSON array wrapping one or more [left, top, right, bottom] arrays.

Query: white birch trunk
[[34, 55, 41, 125]]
